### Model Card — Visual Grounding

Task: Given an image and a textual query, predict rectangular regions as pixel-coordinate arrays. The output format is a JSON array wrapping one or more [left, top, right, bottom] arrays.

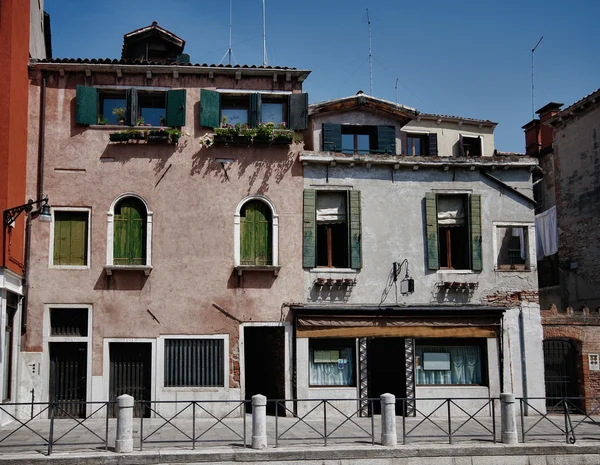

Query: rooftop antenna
[[367, 8, 373, 95], [531, 36, 543, 119], [219, 0, 236, 65], [262, 0, 268, 66], [395, 78, 398, 103]]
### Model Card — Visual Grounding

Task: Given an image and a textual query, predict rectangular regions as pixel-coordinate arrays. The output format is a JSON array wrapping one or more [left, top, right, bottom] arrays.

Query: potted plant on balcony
[[234, 124, 254, 145], [148, 129, 169, 142], [254, 122, 274, 144], [98, 115, 108, 125], [167, 128, 182, 144], [272, 122, 293, 145], [136, 117, 145, 127], [109, 131, 131, 142], [112, 107, 126, 125]]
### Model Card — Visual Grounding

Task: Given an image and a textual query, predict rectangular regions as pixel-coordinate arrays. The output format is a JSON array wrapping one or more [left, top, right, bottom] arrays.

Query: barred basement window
[[164, 339, 225, 387]]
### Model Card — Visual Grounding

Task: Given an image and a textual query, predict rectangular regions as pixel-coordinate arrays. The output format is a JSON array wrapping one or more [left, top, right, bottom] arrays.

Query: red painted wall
[[0, 0, 31, 276]]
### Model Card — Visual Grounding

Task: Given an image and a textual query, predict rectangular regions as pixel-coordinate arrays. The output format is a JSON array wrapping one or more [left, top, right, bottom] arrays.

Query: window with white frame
[[309, 338, 356, 387], [234, 195, 279, 268], [106, 194, 153, 271], [164, 338, 225, 387], [51, 209, 90, 267]]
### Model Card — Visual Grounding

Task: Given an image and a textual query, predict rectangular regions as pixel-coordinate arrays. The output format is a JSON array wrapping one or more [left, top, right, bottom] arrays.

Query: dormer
[[121, 21, 186, 63]]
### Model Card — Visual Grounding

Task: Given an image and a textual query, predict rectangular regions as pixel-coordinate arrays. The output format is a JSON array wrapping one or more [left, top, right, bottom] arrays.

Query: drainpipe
[[519, 307, 529, 415], [21, 72, 47, 343]]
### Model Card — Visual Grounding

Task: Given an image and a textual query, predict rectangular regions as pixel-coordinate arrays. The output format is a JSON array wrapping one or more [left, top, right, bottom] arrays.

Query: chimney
[[523, 102, 563, 156]]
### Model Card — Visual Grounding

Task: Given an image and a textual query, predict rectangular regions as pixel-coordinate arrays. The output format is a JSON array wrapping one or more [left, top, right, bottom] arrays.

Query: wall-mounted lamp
[[3, 195, 51, 227], [393, 259, 415, 295]]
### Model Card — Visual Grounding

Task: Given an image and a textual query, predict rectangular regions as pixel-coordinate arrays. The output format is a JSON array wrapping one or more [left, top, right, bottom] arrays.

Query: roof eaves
[[419, 113, 497, 127], [546, 88, 600, 127]]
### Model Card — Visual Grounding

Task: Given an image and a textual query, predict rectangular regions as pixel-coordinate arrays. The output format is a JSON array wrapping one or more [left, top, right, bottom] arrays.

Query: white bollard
[[115, 394, 134, 453], [380, 393, 397, 447], [251, 394, 267, 449], [501, 392, 518, 444]]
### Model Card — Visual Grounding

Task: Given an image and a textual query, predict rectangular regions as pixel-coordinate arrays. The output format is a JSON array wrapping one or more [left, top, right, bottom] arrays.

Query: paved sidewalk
[[0, 413, 598, 457]]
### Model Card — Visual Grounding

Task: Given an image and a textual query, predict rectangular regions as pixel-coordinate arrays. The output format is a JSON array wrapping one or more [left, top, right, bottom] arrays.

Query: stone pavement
[[0, 413, 598, 459]]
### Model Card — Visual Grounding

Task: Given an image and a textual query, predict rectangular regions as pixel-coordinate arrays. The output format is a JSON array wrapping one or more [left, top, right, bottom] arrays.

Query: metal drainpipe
[[21, 72, 47, 342], [519, 307, 529, 415]]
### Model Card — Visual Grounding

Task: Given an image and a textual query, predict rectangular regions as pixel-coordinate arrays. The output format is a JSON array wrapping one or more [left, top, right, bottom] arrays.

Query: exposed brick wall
[[484, 290, 539, 306], [542, 306, 600, 412]]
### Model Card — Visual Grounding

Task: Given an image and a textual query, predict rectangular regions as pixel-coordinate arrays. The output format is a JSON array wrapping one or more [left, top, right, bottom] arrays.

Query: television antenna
[[219, 0, 237, 65], [367, 8, 373, 95], [531, 36, 543, 119], [262, 0, 268, 66]]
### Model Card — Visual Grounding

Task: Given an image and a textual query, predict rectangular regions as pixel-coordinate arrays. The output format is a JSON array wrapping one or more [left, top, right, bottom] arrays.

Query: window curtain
[[309, 347, 353, 386], [511, 227, 526, 260], [437, 197, 465, 226], [416, 345, 482, 385], [316, 193, 346, 224]]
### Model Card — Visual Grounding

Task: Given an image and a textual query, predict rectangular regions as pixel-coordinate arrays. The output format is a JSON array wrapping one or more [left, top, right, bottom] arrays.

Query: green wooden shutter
[[54, 212, 87, 266], [125, 88, 138, 126], [348, 190, 362, 269], [288, 93, 308, 130], [113, 198, 146, 266], [166, 89, 187, 127], [425, 192, 439, 270], [240, 201, 272, 266], [303, 190, 316, 268], [200, 89, 221, 127], [75, 86, 98, 125], [428, 133, 438, 156], [249, 93, 262, 127], [470, 194, 482, 271], [323, 124, 342, 152], [377, 125, 396, 154]]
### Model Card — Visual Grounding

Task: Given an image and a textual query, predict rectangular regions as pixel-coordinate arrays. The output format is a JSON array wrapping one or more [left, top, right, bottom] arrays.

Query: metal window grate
[[164, 339, 224, 387], [50, 308, 88, 337]]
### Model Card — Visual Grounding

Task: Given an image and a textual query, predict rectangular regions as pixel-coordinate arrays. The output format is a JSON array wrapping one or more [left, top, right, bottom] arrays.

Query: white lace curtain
[[416, 345, 482, 385], [309, 347, 354, 386]]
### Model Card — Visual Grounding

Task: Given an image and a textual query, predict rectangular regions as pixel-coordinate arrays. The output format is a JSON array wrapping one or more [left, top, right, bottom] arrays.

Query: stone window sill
[[104, 265, 152, 276], [235, 265, 280, 276]]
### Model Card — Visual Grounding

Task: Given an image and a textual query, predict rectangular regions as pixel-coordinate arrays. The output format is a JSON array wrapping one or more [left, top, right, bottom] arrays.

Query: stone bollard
[[380, 393, 397, 447], [501, 392, 518, 444], [251, 394, 267, 449], [115, 394, 134, 453]]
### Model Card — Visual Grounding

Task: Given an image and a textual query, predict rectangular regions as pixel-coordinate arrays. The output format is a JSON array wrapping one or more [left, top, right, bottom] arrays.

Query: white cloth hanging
[[512, 227, 526, 260], [437, 197, 465, 226], [535, 206, 558, 259], [316, 193, 346, 223]]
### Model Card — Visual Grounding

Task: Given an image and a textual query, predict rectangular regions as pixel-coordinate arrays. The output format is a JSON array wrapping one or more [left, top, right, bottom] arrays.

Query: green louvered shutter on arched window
[[114, 198, 146, 265], [240, 200, 272, 266]]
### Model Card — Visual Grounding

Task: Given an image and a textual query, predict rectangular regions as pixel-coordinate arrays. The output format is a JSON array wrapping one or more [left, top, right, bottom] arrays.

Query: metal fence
[[0, 400, 112, 455], [0, 396, 599, 455]]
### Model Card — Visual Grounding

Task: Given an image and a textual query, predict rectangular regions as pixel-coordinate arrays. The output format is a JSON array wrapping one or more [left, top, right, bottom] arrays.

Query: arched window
[[114, 197, 146, 265], [240, 200, 272, 266], [106, 193, 153, 275], [234, 195, 279, 272]]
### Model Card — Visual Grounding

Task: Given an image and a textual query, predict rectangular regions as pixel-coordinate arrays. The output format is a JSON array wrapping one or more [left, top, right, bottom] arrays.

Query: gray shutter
[[322, 124, 342, 152], [303, 190, 316, 268], [166, 89, 186, 127], [125, 88, 138, 126], [428, 133, 438, 156], [288, 93, 308, 130], [348, 190, 362, 269], [199, 89, 221, 127], [470, 194, 482, 271], [249, 93, 262, 127], [377, 125, 396, 154], [425, 193, 439, 270], [75, 86, 98, 125]]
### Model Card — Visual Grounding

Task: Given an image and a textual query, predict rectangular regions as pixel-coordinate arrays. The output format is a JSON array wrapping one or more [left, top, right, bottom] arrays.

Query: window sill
[[49, 265, 90, 270], [436, 269, 475, 275], [90, 125, 172, 130], [309, 268, 357, 274], [495, 265, 531, 272], [235, 265, 280, 276], [104, 265, 152, 276]]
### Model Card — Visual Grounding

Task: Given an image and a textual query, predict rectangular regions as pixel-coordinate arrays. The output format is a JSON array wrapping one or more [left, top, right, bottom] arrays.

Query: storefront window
[[309, 339, 355, 386], [415, 342, 485, 385]]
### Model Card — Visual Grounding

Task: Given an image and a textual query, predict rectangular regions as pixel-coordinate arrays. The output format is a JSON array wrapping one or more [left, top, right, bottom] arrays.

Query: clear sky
[[45, 0, 599, 153]]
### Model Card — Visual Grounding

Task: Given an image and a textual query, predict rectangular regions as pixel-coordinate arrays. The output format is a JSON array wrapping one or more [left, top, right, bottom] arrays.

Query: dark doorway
[[109, 342, 152, 417], [49, 342, 87, 418], [367, 337, 406, 415], [543, 339, 581, 412], [244, 327, 285, 415]]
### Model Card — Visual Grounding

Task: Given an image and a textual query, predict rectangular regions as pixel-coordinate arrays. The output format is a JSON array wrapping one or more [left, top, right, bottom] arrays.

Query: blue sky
[[45, 0, 599, 152]]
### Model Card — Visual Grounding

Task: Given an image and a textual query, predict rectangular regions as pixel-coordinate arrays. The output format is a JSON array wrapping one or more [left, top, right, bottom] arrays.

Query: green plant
[[98, 115, 108, 125], [112, 107, 126, 121], [239, 125, 256, 138], [255, 122, 275, 139], [136, 116, 145, 126]]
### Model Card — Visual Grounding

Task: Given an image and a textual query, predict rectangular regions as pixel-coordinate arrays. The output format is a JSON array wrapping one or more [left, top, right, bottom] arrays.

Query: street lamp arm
[[3, 196, 49, 227]]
